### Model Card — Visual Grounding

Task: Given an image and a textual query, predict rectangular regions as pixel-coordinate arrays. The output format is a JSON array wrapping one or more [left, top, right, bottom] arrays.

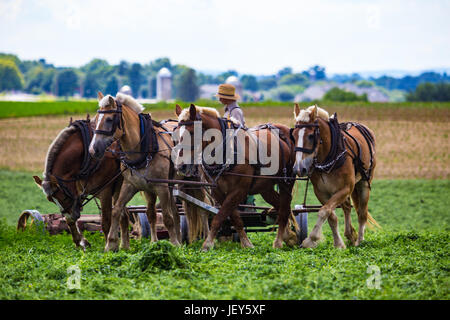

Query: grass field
[[0, 101, 448, 300], [0, 171, 449, 299]]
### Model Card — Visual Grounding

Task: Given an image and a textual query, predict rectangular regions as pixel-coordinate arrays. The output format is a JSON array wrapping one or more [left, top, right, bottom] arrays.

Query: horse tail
[[366, 211, 381, 230]]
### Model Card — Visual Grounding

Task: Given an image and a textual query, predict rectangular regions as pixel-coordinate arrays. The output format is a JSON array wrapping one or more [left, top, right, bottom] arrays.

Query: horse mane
[[295, 105, 330, 123], [99, 93, 145, 114], [43, 125, 78, 180], [178, 106, 220, 121]]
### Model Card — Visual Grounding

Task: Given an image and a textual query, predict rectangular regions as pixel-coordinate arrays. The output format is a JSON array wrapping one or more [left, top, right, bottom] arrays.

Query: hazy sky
[[1, 0, 449, 75]]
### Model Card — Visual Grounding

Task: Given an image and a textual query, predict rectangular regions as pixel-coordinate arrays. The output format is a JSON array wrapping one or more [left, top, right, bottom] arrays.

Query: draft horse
[[291, 104, 379, 248], [89, 92, 209, 251], [33, 117, 123, 249], [174, 104, 297, 251]]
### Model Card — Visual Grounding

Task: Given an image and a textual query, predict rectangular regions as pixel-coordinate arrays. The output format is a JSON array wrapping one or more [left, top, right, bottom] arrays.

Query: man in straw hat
[[216, 83, 256, 211], [216, 83, 245, 127]]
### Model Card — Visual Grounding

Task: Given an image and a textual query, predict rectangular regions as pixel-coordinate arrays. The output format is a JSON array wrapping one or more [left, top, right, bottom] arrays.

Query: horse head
[[292, 104, 329, 177], [89, 92, 125, 159]]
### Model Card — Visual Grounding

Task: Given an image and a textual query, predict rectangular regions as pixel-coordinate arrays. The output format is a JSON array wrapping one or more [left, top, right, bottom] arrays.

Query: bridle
[[45, 175, 80, 214], [94, 99, 123, 136], [293, 122, 320, 155], [174, 114, 202, 152]]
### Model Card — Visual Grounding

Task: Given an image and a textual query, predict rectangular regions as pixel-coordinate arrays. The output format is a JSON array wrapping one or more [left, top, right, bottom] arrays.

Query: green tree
[[54, 69, 78, 97], [81, 59, 114, 97], [118, 60, 129, 76], [278, 90, 294, 101], [148, 57, 171, 73], [406, 82, 450, 101], [323, 87, 367, 102], [240, 75, 259, 91], [175, 68, 199, 101], [128, 63, 143, 97], [0, 58, 23, 91], [307, 65, 326, 81], [41, 69, 56, 93], [258, 76, 277, 90], [278, 73, 309, 86], [277, 67, 292, 77], [104, 76, 119, 96], [25, 65, 45, 93]]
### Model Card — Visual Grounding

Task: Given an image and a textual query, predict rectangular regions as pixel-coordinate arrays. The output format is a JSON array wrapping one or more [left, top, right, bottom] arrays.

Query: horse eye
[[105, 118, 113, 123], [308, 134, 314, 141]]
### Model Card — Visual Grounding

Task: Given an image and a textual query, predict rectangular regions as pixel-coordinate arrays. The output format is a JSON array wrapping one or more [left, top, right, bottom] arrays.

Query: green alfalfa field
[[0, 102, 449, 300]]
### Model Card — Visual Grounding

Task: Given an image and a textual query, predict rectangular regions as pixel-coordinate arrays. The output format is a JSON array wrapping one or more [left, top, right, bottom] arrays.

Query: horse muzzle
[[293, 157, 314, 177], [89, 137, 111, 160]]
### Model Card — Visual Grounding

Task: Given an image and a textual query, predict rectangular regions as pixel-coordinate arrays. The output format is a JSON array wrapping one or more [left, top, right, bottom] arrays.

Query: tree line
[[0, 52, 449, 102]]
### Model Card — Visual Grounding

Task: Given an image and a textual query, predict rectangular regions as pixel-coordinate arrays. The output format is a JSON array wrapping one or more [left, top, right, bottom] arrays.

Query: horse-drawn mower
[[18, 178, 320, 246]]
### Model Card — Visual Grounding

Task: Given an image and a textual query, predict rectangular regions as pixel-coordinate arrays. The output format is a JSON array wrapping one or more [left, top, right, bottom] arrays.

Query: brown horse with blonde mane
[[33, 117, 123, 249], [291, 104, 379, 248], [89, 92, 209, 251], [174, 104, 298, 251]]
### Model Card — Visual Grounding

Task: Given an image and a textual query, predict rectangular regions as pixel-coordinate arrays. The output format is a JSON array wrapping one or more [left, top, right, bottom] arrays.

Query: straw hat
[[215, 83, 240, 101]]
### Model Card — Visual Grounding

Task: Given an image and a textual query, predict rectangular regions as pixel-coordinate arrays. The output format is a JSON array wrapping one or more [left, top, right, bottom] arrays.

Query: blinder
[[293, 122, 319, 154], [94, 100, 123, 136]]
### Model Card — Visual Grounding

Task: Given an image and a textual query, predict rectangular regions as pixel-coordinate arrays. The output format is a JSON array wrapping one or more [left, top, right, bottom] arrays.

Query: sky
[[1, 0, 449, 75]]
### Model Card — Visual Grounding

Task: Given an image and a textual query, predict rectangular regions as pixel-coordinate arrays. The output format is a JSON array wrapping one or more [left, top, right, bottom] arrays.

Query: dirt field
[[0, 105, 449, 179]]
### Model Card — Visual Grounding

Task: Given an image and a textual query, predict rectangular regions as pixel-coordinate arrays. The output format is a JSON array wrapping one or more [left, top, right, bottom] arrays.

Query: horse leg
[[99, 189, 112, 241], [302, 187, 350, 249], [119, 205, 130, 250], [155, 186, 180, 246], [229, 209, 254, 249], [327, 210, 346, 249], [202, 188, 248, 251], [352, 181, 371, 246], [273, 183, 295, 248], [342, 197, 358, 246], [143, 191, 158, 242], [105, 182, 138, 252], [260, 187, 280, 210], [65, 215, 89, 249]]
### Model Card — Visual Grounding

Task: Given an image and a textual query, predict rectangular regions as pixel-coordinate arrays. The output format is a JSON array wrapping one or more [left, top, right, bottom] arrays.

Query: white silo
[[225, 75, 243, 101], [156, 67, 172, 101]]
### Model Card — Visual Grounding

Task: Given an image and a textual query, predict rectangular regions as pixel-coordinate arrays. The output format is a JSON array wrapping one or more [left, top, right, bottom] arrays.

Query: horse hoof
[[301, 238, 318, 249], [272, 240, 283, 249], [335, 242, 347, 249], [171, 240, 181, 247], [80, 239, 91, 250], [105, 241, 119, 252], [242, 242, 254, 249], [201, 241, 214, 252], [120, 244, 130, 250]]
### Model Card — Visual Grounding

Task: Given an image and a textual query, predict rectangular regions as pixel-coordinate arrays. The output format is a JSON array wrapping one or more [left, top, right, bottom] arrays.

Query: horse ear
[[108, 95, 115, 108], [311, 104, 318, 122], [294, 103, 300, 118], [175, 104, 182, 116], [189, 104, 197, 121], [97, 92, 104, 101], [32, 175, 42, 187]]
